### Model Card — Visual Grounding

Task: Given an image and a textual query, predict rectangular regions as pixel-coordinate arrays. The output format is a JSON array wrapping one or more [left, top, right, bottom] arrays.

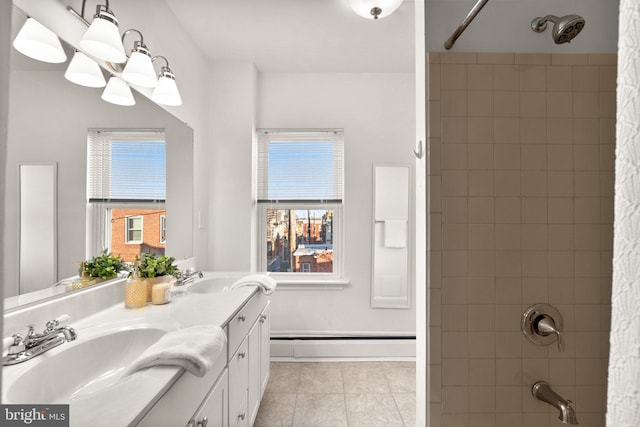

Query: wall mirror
[[3, 4, 194, 311]]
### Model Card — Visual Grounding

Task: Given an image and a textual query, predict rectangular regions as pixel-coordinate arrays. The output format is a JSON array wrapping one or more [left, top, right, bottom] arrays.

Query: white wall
[[256, 72, 417, 335], [427, 0, 618, 53], [208, 62, 259, 272]]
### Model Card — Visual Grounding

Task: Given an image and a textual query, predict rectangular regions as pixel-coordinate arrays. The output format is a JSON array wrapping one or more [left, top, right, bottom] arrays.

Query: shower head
[[531, 14, 585, 44]]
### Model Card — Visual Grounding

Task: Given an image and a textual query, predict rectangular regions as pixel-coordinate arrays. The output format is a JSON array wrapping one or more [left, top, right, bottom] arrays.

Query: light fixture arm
[[152, 55, 170, 69], [67, 1, 112, 26]]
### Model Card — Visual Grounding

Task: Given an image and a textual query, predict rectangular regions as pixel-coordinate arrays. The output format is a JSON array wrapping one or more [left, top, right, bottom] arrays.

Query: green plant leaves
[[137, 252, 179, 279], [84, 251, 126, 279]]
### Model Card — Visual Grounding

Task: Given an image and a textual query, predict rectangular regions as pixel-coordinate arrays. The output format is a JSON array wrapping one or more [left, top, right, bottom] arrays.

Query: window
[[257, 130, 344, 278], [125, 215, 143, 243], [160, 215, 166, 244], [87, 130, 166, 261]]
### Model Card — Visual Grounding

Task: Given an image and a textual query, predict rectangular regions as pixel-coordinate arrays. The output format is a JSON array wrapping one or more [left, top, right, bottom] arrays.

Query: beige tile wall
[[428, 52, 616, 427]]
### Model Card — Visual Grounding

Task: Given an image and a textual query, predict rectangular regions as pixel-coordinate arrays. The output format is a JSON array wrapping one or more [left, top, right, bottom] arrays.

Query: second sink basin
[[185, 275, 240, 294], [3, 327, 167, 404]]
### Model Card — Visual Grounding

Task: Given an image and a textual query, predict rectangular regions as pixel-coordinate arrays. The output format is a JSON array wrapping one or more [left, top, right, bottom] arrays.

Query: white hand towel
[[384, 219, 407, 248], [124, 324, 226, 377], [228, 274, 277, 295]]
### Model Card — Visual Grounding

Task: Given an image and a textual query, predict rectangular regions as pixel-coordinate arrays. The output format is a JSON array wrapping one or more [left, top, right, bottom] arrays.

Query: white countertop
[[2, 274, 259, 427]]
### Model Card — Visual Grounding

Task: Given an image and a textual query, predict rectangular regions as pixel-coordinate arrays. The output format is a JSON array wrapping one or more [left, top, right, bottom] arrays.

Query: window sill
[[273, 278, 350, 291]]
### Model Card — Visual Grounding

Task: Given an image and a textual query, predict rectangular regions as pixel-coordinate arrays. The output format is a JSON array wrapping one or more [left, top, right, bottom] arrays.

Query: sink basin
[[185, 276, 237, 294], [3, 327, 166, 404]]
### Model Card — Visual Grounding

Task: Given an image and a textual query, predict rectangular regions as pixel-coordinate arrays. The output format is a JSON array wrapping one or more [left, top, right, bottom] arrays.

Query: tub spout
[[532, 381, 578, 425]]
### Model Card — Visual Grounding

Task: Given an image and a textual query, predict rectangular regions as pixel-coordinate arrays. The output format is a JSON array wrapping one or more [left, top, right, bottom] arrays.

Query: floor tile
[[394, 393, 417, 426], [384, 364, 417, 393], [345, 393, 405, 427], [256, 361, 417, 426], [292, 394, 348, 427], [297, 366, 344, 393], [342, 365, 390, 393], [266, 364, 301, 393], [254, 393, 296, 427]]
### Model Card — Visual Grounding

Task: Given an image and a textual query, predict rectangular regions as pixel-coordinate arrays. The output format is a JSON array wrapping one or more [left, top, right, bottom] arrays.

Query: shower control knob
[[522, 303, 565, 352]]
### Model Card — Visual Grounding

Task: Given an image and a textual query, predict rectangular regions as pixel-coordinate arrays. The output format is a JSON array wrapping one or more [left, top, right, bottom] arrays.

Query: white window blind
[[87, 130, 166, 203], [257, 130, 344, 203]]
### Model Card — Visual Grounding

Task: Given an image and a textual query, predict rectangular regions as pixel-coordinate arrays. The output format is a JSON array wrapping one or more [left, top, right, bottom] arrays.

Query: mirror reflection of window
[[87, 130, 166, 262]]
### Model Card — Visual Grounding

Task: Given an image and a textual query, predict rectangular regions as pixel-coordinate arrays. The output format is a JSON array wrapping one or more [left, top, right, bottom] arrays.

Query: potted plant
[[137, 252, 180, 301], [84, 251, 126, 281]]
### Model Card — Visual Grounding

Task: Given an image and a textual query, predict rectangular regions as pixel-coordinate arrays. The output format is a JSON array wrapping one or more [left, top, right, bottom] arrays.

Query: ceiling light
[[101, 76, 135, 106], [64, 51, 106, 88], [79, 4, 127, 63], [121, 30, 158, 88], [12, 17, 67, 63], [151, 56, 182, 106], [348, 0, 404, 20]]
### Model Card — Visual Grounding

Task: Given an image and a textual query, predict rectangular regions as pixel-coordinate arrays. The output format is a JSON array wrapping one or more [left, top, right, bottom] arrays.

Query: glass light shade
[[152, 73, 182, 106], [79, 11, 127, 63], [348, 0, 404, 20], [12, 17, 67, 63], [101, 76, 135, 106], [64, 51, 106, 88], [122, 50, 158, 88]]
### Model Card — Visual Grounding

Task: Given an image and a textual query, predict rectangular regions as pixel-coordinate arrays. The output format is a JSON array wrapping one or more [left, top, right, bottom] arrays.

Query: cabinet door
[[190, 369, 229, 427], [259, 302, 271, 397], [248, 320, 261, 425], [229, 336, 249, 423]]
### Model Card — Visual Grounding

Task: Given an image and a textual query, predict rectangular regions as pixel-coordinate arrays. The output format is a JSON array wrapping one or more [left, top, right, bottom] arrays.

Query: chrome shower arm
[[444, 0, 491, 50]]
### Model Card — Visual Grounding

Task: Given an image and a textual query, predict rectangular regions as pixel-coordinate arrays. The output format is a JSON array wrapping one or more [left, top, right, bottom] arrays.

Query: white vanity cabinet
[[137, 290, 270, 427], [189, 369, 229, 427], [228, 294, 270, 427], [248, 302, 270, 425]]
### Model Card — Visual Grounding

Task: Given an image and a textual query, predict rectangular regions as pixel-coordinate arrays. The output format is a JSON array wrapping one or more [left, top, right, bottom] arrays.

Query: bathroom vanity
[[139, 286, 271, 427], [2, 272, 271, 427]]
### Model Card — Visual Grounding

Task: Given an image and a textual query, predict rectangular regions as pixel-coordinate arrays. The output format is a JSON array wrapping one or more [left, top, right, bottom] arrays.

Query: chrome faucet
[[3, 318, 77, 366], [532, 381, 579, 424], [175, 269, 204, 286]]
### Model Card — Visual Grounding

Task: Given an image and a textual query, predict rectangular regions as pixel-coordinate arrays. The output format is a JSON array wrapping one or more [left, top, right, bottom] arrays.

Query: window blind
[[87, 130, 166, 203], [257, 130, 344, 203]]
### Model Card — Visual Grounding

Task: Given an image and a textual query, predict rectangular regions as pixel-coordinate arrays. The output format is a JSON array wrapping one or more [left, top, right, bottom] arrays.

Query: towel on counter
[[228, 274, 277, 295], [124, 325, 226, 378], [383, 219, 407, 248]]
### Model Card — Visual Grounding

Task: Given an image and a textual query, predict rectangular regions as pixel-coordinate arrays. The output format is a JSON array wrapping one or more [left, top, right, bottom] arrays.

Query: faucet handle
[[535, 315, 564, 352], [45, 320, 59, 333], [6, 334, 25, 355], [44, 314, 71, 333]]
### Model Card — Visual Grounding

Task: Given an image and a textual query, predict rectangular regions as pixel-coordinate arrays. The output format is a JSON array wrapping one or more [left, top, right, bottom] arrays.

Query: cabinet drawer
[[230, 390, 248, 427], [228, 336, 249, 417], [228, 293, 266, 358]]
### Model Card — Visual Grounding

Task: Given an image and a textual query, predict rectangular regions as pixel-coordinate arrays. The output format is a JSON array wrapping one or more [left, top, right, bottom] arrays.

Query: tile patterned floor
[[254, 361, 416, 427]]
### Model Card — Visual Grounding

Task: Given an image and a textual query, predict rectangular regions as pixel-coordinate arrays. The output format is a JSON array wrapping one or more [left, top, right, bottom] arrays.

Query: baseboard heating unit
[[270, 335, 416, 359]]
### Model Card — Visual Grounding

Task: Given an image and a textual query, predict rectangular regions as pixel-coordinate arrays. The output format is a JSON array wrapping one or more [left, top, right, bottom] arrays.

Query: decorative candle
[[152, 282, 170, 305]]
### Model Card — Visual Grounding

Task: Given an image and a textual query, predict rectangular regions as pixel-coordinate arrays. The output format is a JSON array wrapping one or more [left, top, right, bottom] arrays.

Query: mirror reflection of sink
[[3, 327, 167, 404]]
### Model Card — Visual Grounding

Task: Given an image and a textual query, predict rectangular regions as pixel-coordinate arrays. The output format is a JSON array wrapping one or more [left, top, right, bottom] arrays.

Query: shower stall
[[425, 0, 619, 425]]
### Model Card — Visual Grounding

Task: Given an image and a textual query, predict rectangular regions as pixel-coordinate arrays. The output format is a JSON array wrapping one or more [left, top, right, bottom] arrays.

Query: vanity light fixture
[[120, 29, 158, 88], [347, 0, 404, 20], [64, 50, 107, 88], [12, 17, 67, 63], [78, 2, 127, 63], [101, 76, 135, 106], [151, 56, 182, 106]]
